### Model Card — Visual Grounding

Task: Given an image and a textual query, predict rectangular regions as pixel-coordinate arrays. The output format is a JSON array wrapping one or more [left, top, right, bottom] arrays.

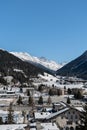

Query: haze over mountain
[[57, 51, 87, 80]]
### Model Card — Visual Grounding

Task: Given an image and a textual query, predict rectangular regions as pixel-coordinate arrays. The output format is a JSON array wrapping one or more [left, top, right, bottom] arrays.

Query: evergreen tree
[[64, 86, 66, 90], [67, 88, 72, 94], [49, 88, 57, 96], [20, 87, 23, 93], [47, 96, 52, 105], [57, 89, 61, 96], [7, 102, 14, 124], [28, 96, 34, 106], [38, 85, 43, 92], [38, 96, 43, 105], [27, 90, 30, 96], [22, 110, 26, 123], [17, 95, 23, 105], [77, 104, 87, 130], [49, 89, 52, 96], [67, 97, 71, 104], [0, 117, 3, 124], [49, 89, 54, 96], [74, 90, 83, 99]]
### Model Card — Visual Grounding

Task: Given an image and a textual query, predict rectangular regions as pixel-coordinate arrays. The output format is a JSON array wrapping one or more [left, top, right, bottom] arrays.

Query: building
[[45, 106, 82, 130]]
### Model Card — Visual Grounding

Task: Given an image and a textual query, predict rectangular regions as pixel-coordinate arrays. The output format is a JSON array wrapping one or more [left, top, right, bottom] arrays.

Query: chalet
[[45, 106, 82, 130], [34, 100, 82, 130]]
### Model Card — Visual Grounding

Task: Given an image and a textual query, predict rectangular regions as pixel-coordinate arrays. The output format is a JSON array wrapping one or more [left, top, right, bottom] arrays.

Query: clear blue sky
[[0, 0, 87, 63]]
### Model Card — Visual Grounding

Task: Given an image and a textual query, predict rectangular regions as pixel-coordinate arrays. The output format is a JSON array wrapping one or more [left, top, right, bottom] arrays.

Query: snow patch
[[4, 76, 13, 83], [13, 69, 24, 73]]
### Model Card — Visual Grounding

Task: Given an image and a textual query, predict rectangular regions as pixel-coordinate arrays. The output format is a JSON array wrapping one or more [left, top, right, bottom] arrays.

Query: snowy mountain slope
[[11, 52, 63, 71]]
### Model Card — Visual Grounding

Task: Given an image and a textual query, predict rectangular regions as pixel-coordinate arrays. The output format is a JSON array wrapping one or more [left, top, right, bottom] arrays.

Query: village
[[0, 0, 87, 129], [0, 74, 87, 130]]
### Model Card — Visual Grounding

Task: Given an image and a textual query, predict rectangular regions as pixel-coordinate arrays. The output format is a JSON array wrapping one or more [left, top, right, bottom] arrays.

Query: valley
[[0, 49, 87, 130]]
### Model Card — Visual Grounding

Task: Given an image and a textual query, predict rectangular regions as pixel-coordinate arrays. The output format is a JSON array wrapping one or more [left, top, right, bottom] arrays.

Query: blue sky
[[0, 0, 87, 63]]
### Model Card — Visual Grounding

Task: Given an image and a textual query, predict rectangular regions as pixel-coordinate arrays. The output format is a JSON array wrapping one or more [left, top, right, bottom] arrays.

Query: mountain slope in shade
[[56, 51, 87, 79], [0, 49, 44, 84], [11, 52, 63, 71]]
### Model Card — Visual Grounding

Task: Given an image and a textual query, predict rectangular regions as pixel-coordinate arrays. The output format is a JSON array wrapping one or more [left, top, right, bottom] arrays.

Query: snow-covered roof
[[60, 101, 67, 107], [46, 107, 69, 120], [75, 107, 84, 112]]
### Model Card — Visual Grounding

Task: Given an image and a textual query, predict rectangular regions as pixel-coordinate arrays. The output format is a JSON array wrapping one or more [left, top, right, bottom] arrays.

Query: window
[[75, 115, 78, 119], [71, 115, 73, 119], [68, 112, 70, 114], [61, 116, 63, 119], [73, 111, 75, 114], [76, 121, 78, 124], [70, 127, 74, 130], [66, 116, 68, 119], [66, 127, 69, 130], [67, 121, 72, 125]]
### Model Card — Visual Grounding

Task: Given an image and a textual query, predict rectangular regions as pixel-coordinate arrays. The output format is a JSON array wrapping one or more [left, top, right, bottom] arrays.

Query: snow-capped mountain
[[11, 52, 63, 71]]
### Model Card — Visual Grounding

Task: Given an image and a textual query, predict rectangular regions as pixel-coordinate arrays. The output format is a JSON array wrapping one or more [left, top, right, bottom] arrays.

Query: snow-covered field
[[33, 73, 84, 89], [41, 123, 59, 130], [0, 110, 24, 124], [0, 124, 27, 130]]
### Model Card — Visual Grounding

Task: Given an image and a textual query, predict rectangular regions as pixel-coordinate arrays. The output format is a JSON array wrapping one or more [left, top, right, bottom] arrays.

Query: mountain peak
[[39, 57, 48, 62], [11, 52, 63, 71]]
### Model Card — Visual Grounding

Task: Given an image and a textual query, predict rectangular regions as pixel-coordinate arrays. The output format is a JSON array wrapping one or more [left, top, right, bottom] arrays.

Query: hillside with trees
[[0, 49, 44, 85], [57, 51, 87, 80]]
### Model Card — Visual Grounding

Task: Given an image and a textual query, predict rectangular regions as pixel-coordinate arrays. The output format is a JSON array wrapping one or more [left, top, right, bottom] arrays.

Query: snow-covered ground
[[38, 73, 58, 82], [0, 110, 24, 124], [0, 124, 27, 130], [41, 123, 59, 130], [33, 73, 84, 89], [4, 76, 13, 83]]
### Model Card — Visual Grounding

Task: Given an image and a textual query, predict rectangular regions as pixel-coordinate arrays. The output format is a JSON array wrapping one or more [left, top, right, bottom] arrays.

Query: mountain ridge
[[0, 49, 45, 85], [56, 51, 87, 79], [11, 52, 63, 71]]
